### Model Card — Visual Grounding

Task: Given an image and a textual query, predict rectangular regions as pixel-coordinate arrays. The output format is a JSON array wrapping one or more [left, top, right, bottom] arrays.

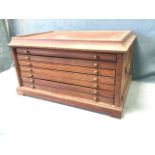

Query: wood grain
[[22, 81, 114, 104], [17, 55, 116, 69], [114, 54, 123, 107], [23, 82, 95, 101], [98, 96, 113, 104], [21, 72, 96, 88], [21, 77, 114, 97], [11, 48, 23, 86], [17, 87, 122, 118], [9, 31, 136, 118], [16, 48, 117, 62], [19, 61, 115, 77], [9, 31, 136, 52], [98, 76, 114, 85]]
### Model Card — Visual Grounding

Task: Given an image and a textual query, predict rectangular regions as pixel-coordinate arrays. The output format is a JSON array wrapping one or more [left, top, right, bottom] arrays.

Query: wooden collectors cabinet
[[9, 31, 136, 118]]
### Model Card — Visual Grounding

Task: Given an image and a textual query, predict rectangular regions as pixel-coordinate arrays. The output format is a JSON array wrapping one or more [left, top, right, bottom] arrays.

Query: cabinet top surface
[[18, 31, 130, 41], [9, 31, 136, 53]]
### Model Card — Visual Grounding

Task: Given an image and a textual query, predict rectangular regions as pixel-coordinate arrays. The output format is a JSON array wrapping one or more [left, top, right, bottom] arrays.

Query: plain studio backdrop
[[0, 18, 155, 155], [1, 19, 155, 80]]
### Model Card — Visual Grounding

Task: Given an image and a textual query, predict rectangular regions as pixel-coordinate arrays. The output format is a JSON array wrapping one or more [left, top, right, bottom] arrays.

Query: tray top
[[9, 31, 136, 52], [18, 31, 131, 41]]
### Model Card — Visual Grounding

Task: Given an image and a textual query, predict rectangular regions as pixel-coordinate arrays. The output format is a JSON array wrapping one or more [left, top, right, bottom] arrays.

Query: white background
[[0, 67, 155, 155]]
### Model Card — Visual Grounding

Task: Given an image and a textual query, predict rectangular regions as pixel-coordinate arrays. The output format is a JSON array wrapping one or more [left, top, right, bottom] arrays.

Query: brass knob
[[93, 55, 98, 60], [30, 79, 34, 83], [93, 96, 97, 102], [28, 74, 32, 78], [93, 90, 97, 94], [93, 63, 98, 67], [24, 56, 29, 60], [26, 63, 31, 66], [23, 50, 28, 54], [94, 83, 97, 88], [94, 70, 97, 74], [93, 77, 97, 81], [30, 84, 34, 88], [27, 68, 31, 72]]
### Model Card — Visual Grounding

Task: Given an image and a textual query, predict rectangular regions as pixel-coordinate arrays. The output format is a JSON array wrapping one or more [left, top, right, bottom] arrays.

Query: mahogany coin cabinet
[[9, 31, 136, 118]]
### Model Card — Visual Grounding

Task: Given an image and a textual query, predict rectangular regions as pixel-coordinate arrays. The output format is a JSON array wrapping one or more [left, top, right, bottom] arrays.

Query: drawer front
[[16, 48, 116, 105], [17, 55, 116, 69], [20, 67, 115, 91], [21, 71, 97, 88], [23, 81, 95, 101], [98, 76, 114, 85], [22, 78, 114, 103], [25, 67, 96, 82], [19, 60, 115, 77], [16, 48, 117, 62], [19, 60, 97, 75]]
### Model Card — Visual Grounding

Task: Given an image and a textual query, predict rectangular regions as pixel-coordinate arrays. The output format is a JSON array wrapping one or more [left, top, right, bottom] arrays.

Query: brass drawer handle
[[94, 83, 97, 88], [93, 63, 98, 67], [24, 56, 29, 60], [30, 79, 34, 83], [26, 63, 31, 66], [28, 74, 33, 78], [93, 55, 98, 60], [30, 84, 34, 88], [23, 50, 29, 54], [93, 77, 97, 81], [93, 70, 97, 74], [93, 96, 97, 102], [27, 68, 31, 72], [93, 90, 97, 94]]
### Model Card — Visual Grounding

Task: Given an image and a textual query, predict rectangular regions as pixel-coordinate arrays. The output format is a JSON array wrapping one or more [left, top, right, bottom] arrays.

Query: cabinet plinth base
[[17, 87, 123, 118]]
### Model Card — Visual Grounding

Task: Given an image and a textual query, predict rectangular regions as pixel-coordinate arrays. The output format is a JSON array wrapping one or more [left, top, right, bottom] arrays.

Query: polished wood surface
[[9, 31, 136, 118], [9, 31, 136, 52], [17, 86, 122, 118], [16, 48, 117, 61]]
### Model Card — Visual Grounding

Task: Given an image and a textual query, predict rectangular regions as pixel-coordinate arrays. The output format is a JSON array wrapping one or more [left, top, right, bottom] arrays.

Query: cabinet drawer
[[98, 90, 114, 98], [22, 78, 114, 100], [20, 64, 115, 90], [28, 83, 114, 104], [17, 55, 116, 69], [21, 71, 115, 90], [16, 48, 117, 62], [98, 76, 114, 85], [19, 63, 115, 78], [19, 61, 98, 75], [30, 67, 96, 82], [98, 69, 115, 77], [35, 79, 96, 94], [23, 82, 95, 101], [98, 83, 114, 91], [20, 63, 115, 84], [21, 72, 96, 88], [22, 80, 95, 101], [33, 79, 97, 94], [22, 78, 114, 97]]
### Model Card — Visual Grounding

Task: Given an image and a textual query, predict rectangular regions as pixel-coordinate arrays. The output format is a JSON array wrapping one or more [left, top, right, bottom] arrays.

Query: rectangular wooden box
[[9, 31, 136, 118]]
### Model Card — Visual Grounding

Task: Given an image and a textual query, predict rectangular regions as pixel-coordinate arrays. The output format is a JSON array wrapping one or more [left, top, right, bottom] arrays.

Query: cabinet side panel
[[120, 47, 132, 107], [114, 54, 123, 107], [11, 48, 22, 86]]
